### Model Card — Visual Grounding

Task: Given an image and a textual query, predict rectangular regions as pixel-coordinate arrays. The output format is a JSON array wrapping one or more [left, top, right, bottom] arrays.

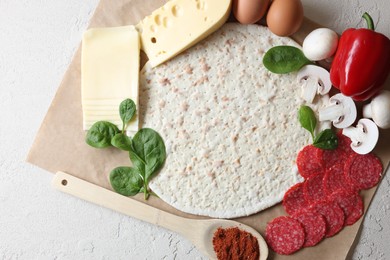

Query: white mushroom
[[297, 65, 332, 103], [303, 28, 338, 61], [362, 90, 390, 129], [342, 118, 379, 154], [318, 93, 357, 128]]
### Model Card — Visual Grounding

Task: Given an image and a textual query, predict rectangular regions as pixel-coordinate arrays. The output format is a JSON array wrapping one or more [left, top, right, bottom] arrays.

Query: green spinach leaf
[[119, 99, 136, 132], [86, 121, 120, 148], [298, 105, 317, 140], [129, 128, 166, 199], [130, 128, 166, 180], [313, 129, 338, 150], [111, 133, 132, 151], [110, 166, 143, 196], [297, 106, 338, 150], [263, 46, 311, 74], [85, 99, 166, 200]]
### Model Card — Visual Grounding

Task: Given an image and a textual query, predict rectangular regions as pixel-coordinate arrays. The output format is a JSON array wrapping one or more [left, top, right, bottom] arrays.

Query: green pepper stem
[[362, 12, 375, 31]]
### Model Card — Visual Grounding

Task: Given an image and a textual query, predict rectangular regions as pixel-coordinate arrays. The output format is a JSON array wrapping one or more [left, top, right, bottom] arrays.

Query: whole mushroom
[[303, 28, 338, 61], [297, 65, 332, 103], [363, 90, 390, 129], [318, 93, 357, 128], [342, 118, 379, 154]]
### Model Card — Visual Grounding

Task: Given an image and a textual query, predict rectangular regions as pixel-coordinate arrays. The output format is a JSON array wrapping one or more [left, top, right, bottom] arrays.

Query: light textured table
[[0, 0, 389, 259]]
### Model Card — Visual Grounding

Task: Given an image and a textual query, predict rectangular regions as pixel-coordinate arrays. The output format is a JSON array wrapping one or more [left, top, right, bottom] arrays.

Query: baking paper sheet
[[27, 0, 390, 259]]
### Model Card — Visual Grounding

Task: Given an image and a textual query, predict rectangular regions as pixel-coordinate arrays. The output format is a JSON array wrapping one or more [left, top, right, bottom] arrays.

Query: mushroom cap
[[342, 119, 379, 155], [303, 28, 338, 61], [363, 90, 390, 129]]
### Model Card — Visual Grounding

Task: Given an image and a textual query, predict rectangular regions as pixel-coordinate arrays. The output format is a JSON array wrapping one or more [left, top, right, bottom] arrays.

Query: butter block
[[136, 0, 231, 67], [81, 25, 140, 133]]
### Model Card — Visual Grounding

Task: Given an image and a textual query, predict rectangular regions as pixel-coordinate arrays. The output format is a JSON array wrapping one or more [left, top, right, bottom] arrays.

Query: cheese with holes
[[136, 0, 231, 67], [81, 25, 140, 133]]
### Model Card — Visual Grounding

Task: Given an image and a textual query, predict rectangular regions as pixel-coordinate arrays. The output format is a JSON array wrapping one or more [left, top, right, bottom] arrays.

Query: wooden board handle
[[291, 17, 323, 46], [52, 171, 190, 232]]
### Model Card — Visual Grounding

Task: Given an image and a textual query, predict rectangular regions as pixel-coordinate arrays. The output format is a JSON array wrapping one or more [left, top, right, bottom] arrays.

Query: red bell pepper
[[330, 12, 390, 101]]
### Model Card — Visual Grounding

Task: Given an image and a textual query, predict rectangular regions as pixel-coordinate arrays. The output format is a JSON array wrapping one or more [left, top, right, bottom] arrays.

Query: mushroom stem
[[319, 104, 344, 122], [342, 124, 365, 146], [301, 77, 319, 103]]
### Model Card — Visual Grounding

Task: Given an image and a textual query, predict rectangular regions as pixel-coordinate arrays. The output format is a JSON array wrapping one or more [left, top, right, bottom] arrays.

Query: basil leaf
[[86, 121, 120, 148], [298, 106, 317, 140], [313, 129, 338, 150], [111, 133, 132, 151], [263, 46, 311, 74], [119, 99, 136, 132], [129, 128, 166, 182], [109, 166, 143, 196]]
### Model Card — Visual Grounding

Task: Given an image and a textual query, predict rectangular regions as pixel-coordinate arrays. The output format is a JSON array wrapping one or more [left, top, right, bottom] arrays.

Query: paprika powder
[[212, 227, 260, 260], [330, 12, 390, 101]]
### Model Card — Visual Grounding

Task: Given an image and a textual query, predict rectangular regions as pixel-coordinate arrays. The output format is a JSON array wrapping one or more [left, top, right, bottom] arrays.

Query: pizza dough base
[[140, 23, 326, 218]]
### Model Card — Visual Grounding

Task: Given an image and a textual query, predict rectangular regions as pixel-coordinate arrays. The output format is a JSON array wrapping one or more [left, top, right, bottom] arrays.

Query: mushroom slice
[[363, 90, 390, 129], [297, 65, 332, 103], [342, 119, 379, 155], [318, 93, 357, 128]]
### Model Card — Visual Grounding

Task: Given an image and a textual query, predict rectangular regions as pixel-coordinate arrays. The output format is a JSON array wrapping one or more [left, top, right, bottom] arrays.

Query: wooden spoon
[[52, 171, 268, 260]]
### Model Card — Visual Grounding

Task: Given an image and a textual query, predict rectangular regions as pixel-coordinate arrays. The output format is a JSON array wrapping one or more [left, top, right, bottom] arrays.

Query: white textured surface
[[142, 24, 325, 218], [0, 0, 389, 259]]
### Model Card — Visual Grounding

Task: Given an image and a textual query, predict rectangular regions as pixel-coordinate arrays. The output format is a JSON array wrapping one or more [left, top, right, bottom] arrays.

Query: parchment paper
[[27, 0, 390, 259]]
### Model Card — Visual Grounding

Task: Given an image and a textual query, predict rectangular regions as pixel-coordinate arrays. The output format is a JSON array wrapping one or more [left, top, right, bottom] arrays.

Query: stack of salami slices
[[266, 132, 383, 255]]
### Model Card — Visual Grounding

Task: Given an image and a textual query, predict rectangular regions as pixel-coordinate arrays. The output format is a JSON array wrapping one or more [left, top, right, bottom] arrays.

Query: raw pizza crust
[[139, 23, 327, 218]]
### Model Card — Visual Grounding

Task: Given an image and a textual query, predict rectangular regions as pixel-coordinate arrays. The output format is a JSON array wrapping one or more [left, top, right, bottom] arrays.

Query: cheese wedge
[[81, 25, 140, 133], [136, 0, 231, 67]]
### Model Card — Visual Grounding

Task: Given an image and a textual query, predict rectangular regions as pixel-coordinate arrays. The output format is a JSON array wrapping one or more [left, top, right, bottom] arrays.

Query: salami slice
[[323, 163, 355, 196], [330, 190, 364, 226], [283, 183, 308, 215], [344, 153, 383, 190], [322, 132, 353, 169], [293, 210, 326, 247], [337, 131, 354, 157], [266, 216, 305, 255], [303, 173, 325, 203], [297, 145, 324, 178], [309, 200, 345, 238]]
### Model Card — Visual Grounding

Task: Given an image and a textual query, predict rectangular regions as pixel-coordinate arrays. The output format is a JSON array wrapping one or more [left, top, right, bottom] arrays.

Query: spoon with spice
[[53, 171, 268, 260]]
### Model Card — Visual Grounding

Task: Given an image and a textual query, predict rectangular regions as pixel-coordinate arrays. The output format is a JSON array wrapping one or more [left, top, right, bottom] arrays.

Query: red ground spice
[[212, 227, 260, 260]]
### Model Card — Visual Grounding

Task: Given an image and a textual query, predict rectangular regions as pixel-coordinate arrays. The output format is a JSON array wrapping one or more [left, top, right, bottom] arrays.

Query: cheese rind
[[81, 25, 140, 133], [136, 0, 231, 67]]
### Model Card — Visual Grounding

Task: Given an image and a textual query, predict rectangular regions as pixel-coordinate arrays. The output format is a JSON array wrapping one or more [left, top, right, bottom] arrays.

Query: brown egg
[[266, 0, 304, 36], [233, 0, 271, 25]]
